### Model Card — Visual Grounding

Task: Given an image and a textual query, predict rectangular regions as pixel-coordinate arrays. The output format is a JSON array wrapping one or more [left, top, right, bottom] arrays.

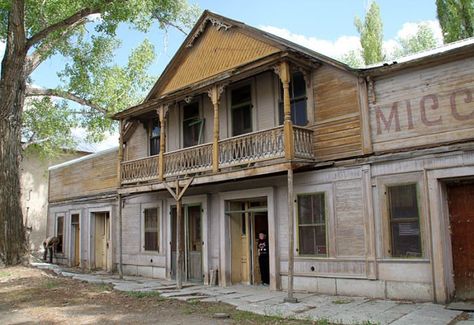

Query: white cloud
[[259, 19, 444, 65], [0, 40, 5, 61]]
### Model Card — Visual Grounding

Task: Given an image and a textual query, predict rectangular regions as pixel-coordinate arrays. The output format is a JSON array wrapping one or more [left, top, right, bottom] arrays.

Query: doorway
[[447, 181, 474, 301], [93, 212, 110, 270], [71, 213, 80, 267], [170, 204, 203, 283], [227, 197, 269, 286]]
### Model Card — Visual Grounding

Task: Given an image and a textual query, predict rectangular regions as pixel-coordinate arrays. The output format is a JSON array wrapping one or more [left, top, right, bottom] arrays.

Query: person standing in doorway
[[257, 232, 269, 286]]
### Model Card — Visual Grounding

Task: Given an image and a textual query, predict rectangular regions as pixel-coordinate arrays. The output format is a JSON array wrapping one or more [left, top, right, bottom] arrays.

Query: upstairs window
[[150, 119, 160, 156], [297, 193, 327, 256], [182, 102, 203, 148], [279, 71, 308, 126], [231, 85, 253, 136], [387, 184, 422, 258], [143, 207, 159, 252], [56, 216, 64, 254]]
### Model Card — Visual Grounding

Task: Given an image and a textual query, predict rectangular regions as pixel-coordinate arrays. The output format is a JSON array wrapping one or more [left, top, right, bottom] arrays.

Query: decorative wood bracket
[[207, 84, 225, 105], [186, 17, 232, 48]]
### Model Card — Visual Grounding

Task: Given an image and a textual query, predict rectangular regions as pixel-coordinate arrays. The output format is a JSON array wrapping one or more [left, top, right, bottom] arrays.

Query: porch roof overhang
[[112, 50, 320, 120]]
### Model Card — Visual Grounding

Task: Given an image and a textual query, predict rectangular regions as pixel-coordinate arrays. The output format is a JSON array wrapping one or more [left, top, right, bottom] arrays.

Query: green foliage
[[339, 49, 364, 68], [436, 0, 474, 43], [395, 23, 438, 57], [1, 0, 199, 156], [125, 290, 163, 299], [354, 1, 384, 65]]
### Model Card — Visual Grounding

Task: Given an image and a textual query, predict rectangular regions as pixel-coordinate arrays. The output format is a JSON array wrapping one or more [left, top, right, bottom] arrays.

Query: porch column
[[158, 105, 169, 181], [117, 120, 124, 279], [208, 85, 224, 173], [279, 61, 295, 161], [175, 179, 183, 289]]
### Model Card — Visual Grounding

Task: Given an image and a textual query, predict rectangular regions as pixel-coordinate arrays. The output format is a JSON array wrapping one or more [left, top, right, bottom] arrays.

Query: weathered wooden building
[[47, 11, 474, 303]]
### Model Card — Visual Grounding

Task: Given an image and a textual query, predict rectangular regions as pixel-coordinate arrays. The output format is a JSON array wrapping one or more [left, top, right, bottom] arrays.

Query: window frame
[[278, 70, 308, 126], [55, 213, 65, 255], [141, 202, 163, 254], [228, 80, 255, 137], [377, 173, 427, 260], [296, 192, 329, 258], [149, 118, 161, 156], [180, 98, 204, 148]]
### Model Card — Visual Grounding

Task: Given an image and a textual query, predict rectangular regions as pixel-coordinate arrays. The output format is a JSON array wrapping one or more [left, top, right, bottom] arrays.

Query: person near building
[[257, 232, 269, 285]]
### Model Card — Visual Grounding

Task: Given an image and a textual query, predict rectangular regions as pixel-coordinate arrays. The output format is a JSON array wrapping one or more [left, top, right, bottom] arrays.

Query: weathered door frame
[[68, 209, 82, 268], [219, 187, 278, 290], [88, 206, 113, 272], [166, 195, 209, 284], [428, 166, 474, 303]]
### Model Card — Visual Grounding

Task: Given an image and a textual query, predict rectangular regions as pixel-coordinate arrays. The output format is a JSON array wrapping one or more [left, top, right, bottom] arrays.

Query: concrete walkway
[[32, 262, 470, 325]]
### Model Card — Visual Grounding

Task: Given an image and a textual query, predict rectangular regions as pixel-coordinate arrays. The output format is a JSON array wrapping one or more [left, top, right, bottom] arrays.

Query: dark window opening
[[150, 119, 160, 156], [279, 71, 308, 126], [231, 85, 253, 136], [56, 216, 64, 254], [387, 184, 422, 258], [144, 208, 159, 251], [183, 102, 203, 148], [297, 193, 326, 256]]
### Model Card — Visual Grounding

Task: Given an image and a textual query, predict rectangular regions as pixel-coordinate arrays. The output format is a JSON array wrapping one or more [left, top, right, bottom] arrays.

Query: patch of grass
[[94, 283, 113, 292], [125, 291, 163, 299], [43, 280, 60, 289], [332, 299, 352, 305], [0, 271, 11, 278]]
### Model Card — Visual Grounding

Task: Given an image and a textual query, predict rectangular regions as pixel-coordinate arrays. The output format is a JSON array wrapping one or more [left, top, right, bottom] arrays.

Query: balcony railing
[[120, 125, 314, 184]]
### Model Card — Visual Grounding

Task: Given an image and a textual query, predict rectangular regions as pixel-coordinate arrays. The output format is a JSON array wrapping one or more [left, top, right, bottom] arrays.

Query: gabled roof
[[144, 10, 354, 100]]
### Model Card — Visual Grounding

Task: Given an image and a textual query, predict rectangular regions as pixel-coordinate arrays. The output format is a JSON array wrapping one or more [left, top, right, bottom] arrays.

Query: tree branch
[[25, 3, 110, 49], [22, 137, 50, 150], [25, 85, 108, 114], [25, 18, 88, 76]]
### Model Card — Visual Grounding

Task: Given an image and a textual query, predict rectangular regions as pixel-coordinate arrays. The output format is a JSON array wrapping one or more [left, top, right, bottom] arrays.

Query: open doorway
[[227, 197, 269, 286], [92, 211, 110, 271], [447, 181, 474, 301], [170, 204, 203, 283]]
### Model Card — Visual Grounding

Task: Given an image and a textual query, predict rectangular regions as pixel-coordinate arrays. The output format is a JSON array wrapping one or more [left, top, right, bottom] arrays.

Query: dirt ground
[[0, 266, 313, 324]]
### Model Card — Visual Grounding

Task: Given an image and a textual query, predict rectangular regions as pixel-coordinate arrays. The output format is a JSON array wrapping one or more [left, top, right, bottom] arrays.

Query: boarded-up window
[[144, 208, 159, 251], [150, 119, 160, 156], [387, 184, 422, 257], [279, 71, 307, 126], [231, 85, 253, 136], [297, 193, 326, 256], [56, 216, 64, 253]]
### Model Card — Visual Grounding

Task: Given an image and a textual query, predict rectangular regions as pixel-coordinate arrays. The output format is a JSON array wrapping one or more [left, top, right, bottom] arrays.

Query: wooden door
[[94, 214, 105, 269], [447, 183, 474, 300], [187, 205, 202, 282], [105, 214, 111, 270], [73, 224, 80, 266], [170, 206, 185, 280], [230, 212, 250, 284]]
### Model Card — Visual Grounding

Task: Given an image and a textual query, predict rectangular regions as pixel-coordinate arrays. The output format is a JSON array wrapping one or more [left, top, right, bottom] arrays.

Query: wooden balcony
[[120, 126, 314, 185]]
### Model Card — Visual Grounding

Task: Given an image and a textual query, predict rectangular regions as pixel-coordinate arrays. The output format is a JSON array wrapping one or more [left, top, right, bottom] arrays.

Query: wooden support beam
[[157, 105, 169, 181], [163, 177, 194, 289], [117, 119, 124, 187], [208, 85, 225, 173], [278, 61, 295, 161], [284, 168, 298, 303], [118, 194, 123, 279]]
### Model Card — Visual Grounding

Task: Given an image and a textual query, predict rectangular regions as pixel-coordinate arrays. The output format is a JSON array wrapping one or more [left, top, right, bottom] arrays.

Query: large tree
[[436, 0, 474, 43], [354, 1, 384, 65], [0, 0, 197, 265]]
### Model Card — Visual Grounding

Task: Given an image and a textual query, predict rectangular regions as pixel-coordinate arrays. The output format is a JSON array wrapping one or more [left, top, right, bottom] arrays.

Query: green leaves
[[354, 1, 384, 65], [1, 0, 199, 156], [397, 23, 438, 57], [436, 0, 474, 43]]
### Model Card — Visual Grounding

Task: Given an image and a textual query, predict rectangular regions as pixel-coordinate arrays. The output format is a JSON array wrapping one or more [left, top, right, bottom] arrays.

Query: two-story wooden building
[[47, 11, 474, 303]]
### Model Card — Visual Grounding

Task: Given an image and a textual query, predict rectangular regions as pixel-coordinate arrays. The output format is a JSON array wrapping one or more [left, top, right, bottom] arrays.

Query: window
[[387, 184, 422, 257], [182, 102, 203, 147], [56, 216, 64, 254], [297, 193, 326, 256], [150, 119, 160, 156], [279, 71, 308, 126], [231, 85, 253, 136], [143, 208, 159, 251]]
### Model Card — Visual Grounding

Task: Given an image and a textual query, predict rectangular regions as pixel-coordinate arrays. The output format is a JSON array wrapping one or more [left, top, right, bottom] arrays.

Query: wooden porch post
[[285, 167, 298, 303], [208, 85, 224, 173], [117, 119, 124, 279], [158, 105, 169, 181], [280, 61, 295, 161]]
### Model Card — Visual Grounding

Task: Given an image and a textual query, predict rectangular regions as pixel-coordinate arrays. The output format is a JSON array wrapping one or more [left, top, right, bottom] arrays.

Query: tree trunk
[[0, 1, 27, 266]]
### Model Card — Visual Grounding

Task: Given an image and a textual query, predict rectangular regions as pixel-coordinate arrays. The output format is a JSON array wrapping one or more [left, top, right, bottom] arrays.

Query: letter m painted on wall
[[376, 102, 401, 135]]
